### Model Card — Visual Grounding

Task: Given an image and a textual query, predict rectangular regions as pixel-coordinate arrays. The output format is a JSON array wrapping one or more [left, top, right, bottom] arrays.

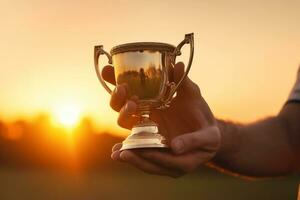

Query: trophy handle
[[163, 33, 194, 106], [94, 45, 113, 94]]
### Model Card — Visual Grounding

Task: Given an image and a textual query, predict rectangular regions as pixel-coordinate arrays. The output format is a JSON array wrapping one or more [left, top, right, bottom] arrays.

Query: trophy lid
[[110, 42, 176, 55]]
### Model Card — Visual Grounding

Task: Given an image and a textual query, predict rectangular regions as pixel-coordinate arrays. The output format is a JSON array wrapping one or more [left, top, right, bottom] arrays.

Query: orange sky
[[0, 0, 299, 134]]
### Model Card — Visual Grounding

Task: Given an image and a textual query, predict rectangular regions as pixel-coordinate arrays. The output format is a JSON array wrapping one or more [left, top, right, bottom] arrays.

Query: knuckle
[[192, 82, 201, 95], [117, 116, 122, 126], [110, 87, 127, 112], [110, 101, 118, 112], [110, 97, 122, 112], [117, 116, 128, 129], [208, 126, 222, 150]]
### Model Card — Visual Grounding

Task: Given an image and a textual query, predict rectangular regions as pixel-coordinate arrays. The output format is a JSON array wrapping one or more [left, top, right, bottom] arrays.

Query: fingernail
[[173, 139, 184, 154]]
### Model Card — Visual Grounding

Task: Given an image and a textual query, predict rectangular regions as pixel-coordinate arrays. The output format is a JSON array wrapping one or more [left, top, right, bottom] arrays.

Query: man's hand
[[102, 62, 221, 178]]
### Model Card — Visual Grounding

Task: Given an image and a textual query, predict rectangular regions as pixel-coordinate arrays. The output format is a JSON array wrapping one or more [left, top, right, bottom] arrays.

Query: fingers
[[110, 84, 127, 112], [119, 150, 182, 178], [111, 143, 122, 161], [139, 150, 212, 173], [117, 100, 139, 129], [173, 62, 185, 83], [111, 146, 184, 177], [173, 62, 215, 127], [171, 126, 221, 155], [102, 65, 116, 85], [102, 65, 127, 112], [172, 62, 201, 98], [110, 85, 139, 130], [176, 76, 201, 98], [112, 143, 122, 152], [111, 149, 122, 161], [106, 62, 199, 112]]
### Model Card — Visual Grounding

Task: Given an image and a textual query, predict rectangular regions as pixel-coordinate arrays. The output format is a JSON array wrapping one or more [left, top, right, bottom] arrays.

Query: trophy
[[94, 33, 194, 150]]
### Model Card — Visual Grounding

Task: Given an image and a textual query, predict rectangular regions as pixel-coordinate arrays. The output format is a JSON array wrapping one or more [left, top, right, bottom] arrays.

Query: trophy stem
[[138, 111, 154, 125], [120, 111, 168, 150]]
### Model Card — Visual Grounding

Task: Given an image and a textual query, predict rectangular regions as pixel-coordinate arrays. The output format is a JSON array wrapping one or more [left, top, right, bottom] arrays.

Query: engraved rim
[[110, 42, 176, 55]]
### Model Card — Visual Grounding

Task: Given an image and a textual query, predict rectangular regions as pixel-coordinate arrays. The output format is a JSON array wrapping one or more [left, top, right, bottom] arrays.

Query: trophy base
[[120, 124, 168, 151]]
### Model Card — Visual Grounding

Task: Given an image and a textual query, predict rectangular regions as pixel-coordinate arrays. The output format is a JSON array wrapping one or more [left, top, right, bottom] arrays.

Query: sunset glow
[[0, 2, 298, 199], [53, 104, 81, 128], [0, 0, 299, 131]]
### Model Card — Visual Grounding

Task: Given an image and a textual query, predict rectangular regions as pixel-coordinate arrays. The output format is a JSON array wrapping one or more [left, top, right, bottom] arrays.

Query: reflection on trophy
[[94, 33, 194, 150]]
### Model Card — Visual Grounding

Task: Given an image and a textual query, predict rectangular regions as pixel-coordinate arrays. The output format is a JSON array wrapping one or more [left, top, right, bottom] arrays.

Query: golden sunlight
[[53, 103, 81, 128]]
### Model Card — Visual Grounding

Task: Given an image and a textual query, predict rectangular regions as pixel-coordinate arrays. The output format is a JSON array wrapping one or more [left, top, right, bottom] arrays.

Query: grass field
[[0, 166, 298, 200]]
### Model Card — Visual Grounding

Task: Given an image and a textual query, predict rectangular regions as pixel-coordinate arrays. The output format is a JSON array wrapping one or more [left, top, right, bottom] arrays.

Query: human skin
[[101, 62, 300, 178]]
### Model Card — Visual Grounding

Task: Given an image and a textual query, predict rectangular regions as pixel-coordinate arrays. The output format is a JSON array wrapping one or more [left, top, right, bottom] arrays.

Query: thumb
[[170, 126, 221, 155], [173, 62, 201, 98]]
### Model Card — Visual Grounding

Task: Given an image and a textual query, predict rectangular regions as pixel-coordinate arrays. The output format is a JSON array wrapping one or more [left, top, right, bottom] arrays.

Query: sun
[[53, 103, 81, 127]]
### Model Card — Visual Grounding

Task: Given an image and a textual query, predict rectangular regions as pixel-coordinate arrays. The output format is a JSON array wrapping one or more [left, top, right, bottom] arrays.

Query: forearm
[[212, 105, 300, 177]]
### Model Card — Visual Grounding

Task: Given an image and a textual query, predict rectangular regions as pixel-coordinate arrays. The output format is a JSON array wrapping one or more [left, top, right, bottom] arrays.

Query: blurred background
[[0, 0, 299, 199]]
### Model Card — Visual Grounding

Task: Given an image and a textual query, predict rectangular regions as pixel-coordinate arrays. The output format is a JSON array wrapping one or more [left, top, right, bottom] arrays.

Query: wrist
[[213, 119, 242, 164]]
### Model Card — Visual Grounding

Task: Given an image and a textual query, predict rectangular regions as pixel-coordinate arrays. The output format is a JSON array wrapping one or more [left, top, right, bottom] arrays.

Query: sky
[[0, 0, 299, 134], [113, 51, 162, 74]]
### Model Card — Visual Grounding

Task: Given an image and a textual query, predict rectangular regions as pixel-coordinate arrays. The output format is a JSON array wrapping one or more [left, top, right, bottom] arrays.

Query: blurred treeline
[[0, 114, 123, 171]]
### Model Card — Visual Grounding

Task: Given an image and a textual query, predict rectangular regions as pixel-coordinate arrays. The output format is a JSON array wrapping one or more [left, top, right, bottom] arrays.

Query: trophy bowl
[[94, 33, 194, 150]]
